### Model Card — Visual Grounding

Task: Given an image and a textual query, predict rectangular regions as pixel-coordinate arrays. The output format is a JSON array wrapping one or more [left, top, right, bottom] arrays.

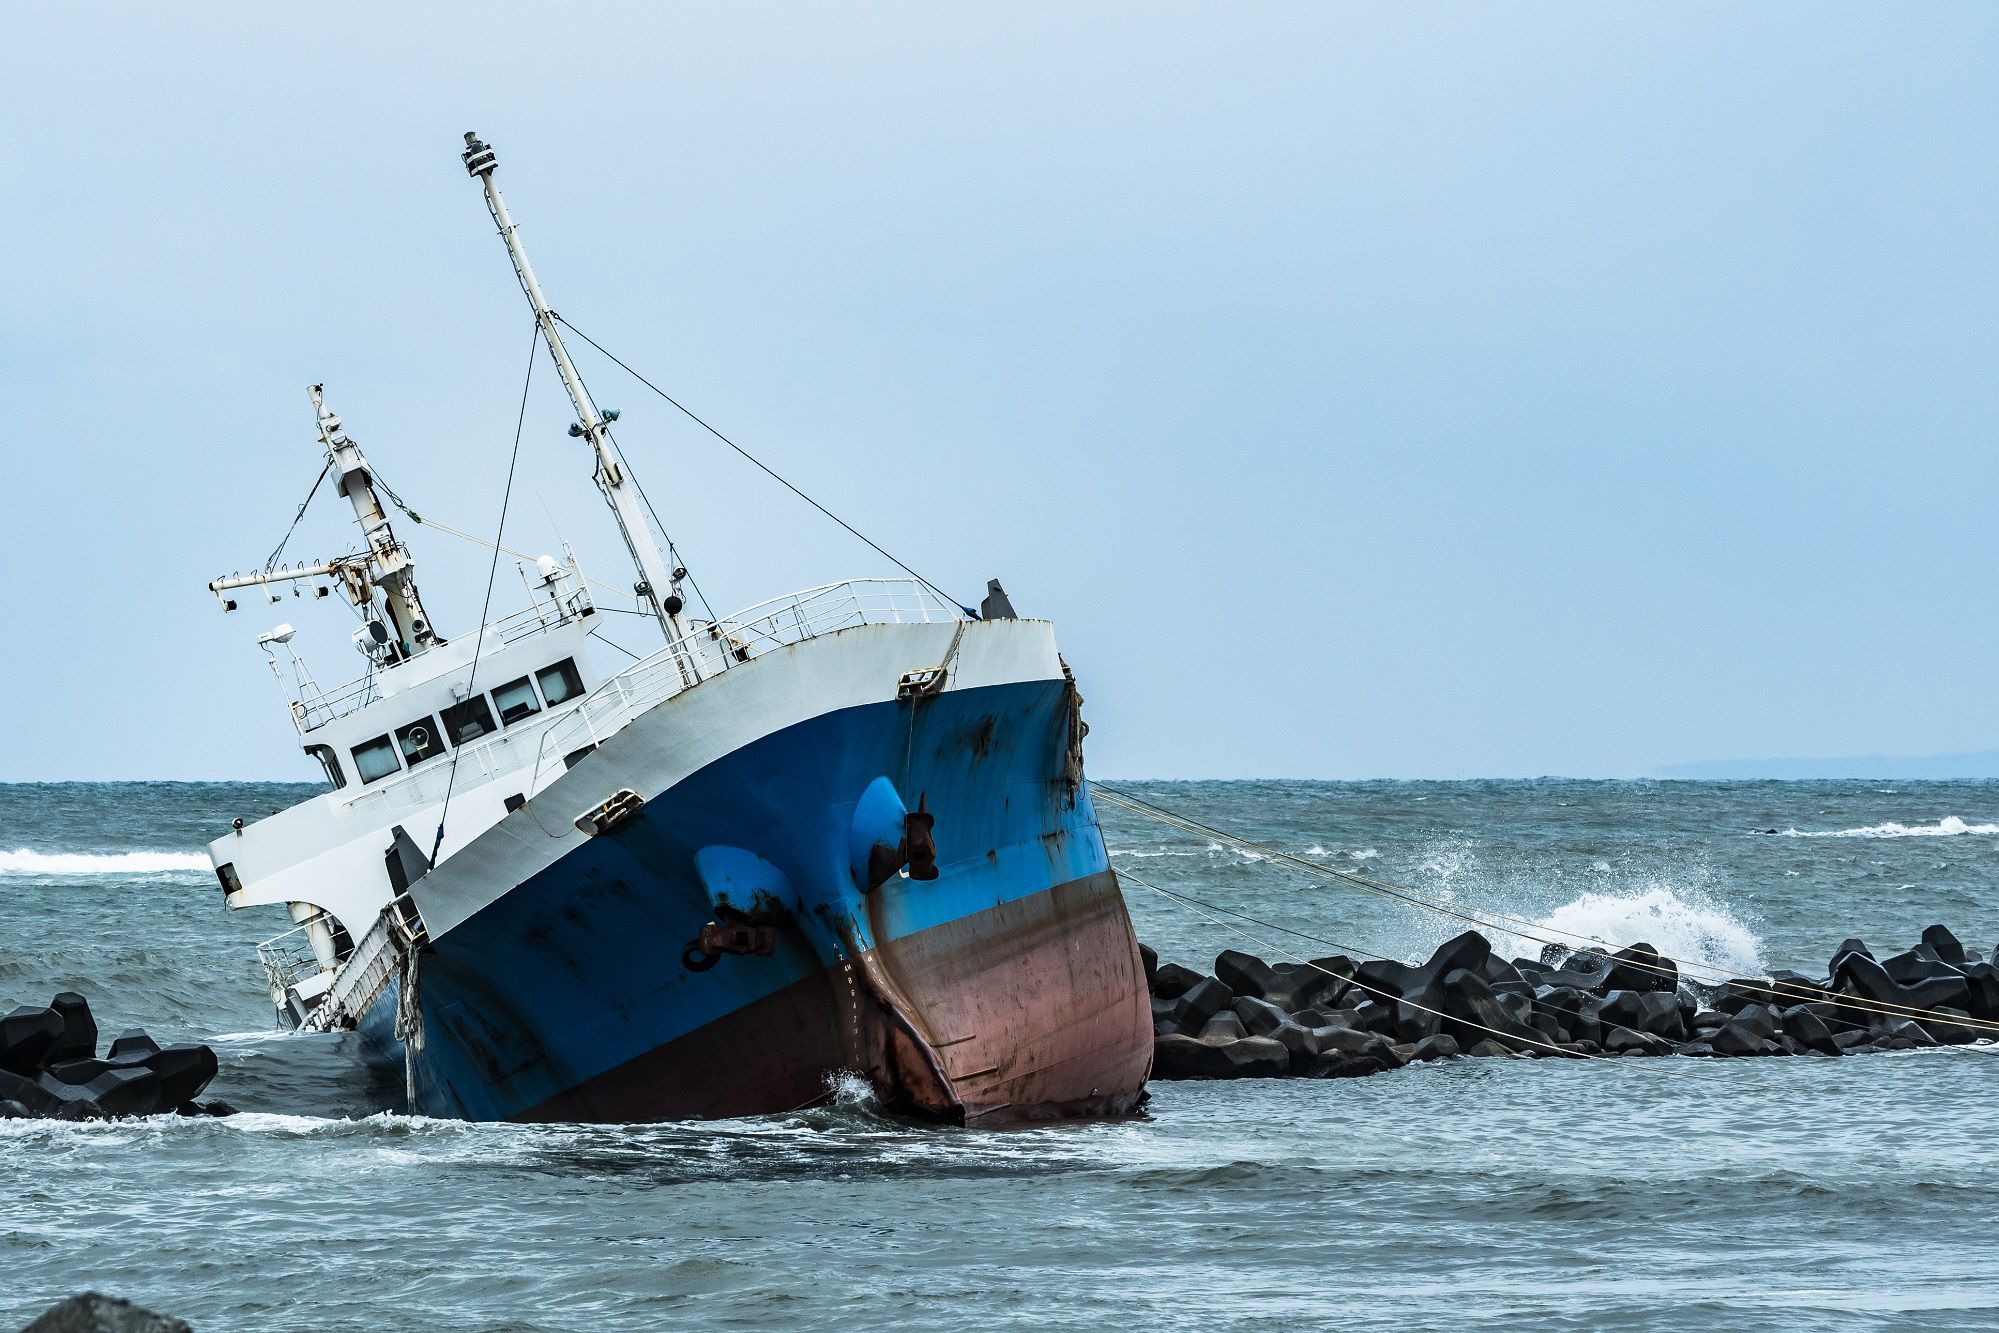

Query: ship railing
[[348, 580, 958, 827], [302, 898, 413, 1033], [523, 579, 963, 788], [255, 919, 327, 1000], [289, 596, 591, 733]]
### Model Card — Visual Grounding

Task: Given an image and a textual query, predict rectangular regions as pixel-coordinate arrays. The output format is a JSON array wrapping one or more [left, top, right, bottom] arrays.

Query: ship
[[201, 132, 1152, 1125]]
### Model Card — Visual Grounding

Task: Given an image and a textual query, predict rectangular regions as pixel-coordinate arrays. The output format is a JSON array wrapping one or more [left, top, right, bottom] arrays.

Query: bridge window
[[304, 744, 348, 791], [493, 675, 541, 726], [396, 715, 448, 768], [352, 734, 400, 784], [441, 696, 496, 745], [537, 658, 585, 706]]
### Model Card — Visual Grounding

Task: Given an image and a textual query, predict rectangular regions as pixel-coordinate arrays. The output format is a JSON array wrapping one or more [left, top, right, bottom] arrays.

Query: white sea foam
[[0, 848, 210, 876], [1496, 885, 1766, 978], [1774, 816, 1999, 839]]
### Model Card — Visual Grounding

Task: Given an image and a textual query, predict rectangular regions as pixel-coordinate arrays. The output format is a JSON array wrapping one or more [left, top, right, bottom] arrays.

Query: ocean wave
[[1493, 884, 1766, 979], [0, 849, 211, 876], [1774, 817, 1999, 839]]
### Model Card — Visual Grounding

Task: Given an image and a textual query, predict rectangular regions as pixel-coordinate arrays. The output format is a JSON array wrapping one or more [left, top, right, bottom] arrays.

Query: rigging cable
[[1118, 869, 1622, 1063], [264, 459, 333, 572], [553, 314, 972, 614], [430, 322, 540, 864], [1096, 784, 1999, 1036]]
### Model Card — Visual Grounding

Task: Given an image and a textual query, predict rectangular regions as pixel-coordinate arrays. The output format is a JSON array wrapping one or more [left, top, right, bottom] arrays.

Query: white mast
[[309, 385, 437, 661], [460, 132, 696, 671]]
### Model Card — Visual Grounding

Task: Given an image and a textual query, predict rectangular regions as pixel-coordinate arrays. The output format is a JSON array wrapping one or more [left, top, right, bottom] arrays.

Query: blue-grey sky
[[4, 4, 1996, 781]]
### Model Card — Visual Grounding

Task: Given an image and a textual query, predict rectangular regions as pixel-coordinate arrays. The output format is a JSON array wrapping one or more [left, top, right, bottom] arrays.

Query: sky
[[3, 3, 1997, 781]]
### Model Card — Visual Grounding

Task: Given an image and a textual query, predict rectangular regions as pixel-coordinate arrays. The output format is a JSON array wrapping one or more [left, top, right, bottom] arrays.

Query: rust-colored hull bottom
[[517, 868, 1153, 1126]]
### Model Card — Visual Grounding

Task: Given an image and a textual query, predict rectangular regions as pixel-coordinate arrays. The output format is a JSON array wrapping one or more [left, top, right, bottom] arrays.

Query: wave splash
[[0, 849, 210, 876], [1497, 885, 1767, 979], [1776, 816, 1999, 839]]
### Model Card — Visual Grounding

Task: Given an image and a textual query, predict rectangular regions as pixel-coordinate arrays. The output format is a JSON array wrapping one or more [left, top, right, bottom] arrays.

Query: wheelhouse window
[[441, 696, 497, 745], [396, 715, 448, 768], [493, 675, 541, 726], [536, 658, 585, 706], [304, 743, 348, 791], [352, 734, 400, 784]]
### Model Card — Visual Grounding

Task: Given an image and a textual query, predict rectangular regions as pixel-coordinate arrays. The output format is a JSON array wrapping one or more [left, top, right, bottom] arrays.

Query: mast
[[310, 385, 437, 661], [459, 132, 695, 668]]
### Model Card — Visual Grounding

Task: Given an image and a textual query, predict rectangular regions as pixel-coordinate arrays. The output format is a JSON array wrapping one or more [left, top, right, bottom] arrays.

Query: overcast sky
[[4, 4, 1996, 781]]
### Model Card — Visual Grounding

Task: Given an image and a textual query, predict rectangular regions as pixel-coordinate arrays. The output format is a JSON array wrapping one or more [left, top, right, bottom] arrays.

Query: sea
[[3, 779, 1997, 1331]]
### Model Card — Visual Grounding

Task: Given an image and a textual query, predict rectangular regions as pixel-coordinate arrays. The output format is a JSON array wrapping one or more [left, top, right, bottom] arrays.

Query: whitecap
[[1493, 884, 1766, 978], [0, 848, 210, 875], [1774, 817, 1999, 839]]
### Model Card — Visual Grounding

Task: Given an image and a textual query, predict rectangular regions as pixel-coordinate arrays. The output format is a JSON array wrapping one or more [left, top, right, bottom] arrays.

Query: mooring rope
[[1098, 785, 1999, 1037], [1120, 869, 1625, 1063]]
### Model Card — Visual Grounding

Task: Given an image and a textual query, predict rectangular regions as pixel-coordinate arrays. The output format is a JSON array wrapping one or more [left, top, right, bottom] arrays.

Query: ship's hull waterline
[[359, 620, 1154, 1125]]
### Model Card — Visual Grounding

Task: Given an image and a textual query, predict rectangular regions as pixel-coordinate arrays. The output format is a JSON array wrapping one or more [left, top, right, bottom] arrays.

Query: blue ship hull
[[361, 671, 1152, 1124]]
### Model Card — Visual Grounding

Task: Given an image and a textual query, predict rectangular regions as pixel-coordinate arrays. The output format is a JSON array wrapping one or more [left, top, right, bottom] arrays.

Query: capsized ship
[[203, 133, 1152, 1124]]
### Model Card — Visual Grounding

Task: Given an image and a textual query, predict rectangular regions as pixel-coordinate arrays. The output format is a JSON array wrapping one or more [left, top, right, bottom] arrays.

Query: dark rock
[[1868, 1017, 1933, 1048], [1689, 1009, 1728, 1031], [1881, 948, 1962, 987], [1836, 951, 1969, 1013], [1356, 930, 1493, 1004], [1199, 1012, 1249, 1042], [1678, 1040, 1719, 1057], [1410, 1034, 1461, 1061], [1464, 1039, 1513, 1057], [145, 1045, 217, 1117], [1165, 976, 1233, 1033], [1213, 950, 1349, 1013], [43, 1058, 111, 1087], [1957, 963, 1999, 1021], [1351, 1001, 1401, 1037], [80, 1067, 160, 1118], [0, 1099, 29, 1117], [1601, 990, 1685, 1041], [1830, 937, 1873, 968], [1780, 1005, 1843, 1056], [1918, 1007, 1979, 1046], [1602, 1026, 1673, 1056], [1763, 971, 1831, 1005], [1230, 996, 1289, 1037], [1832, 1029, 1873, 1052], [1150, 962, 1207, 1001], [22, 1292, 192, 1333], [1600, 943, 1676, 994], [1528, 1012, 1567, 1045], [1439, 968, 1544, 1052], [1390, 1000, 1443, 1044], [47, 993, 98, 1065], [1149, 995, 1179, 1034], [0, 1006, 65, 1076], [1921, 924, 1967, 967], [1139, 943, 1158, 984], [1730, 1003, 1782, 1041], [1268, 1020, 1323, 1071], [1152, 1033, 1289, 1079], [0, 1069, 60, 1116], [1308, 1052, 1392, 1079], [1312, 1025, 1393, 1059], [1707, 1021, 1778, 1056]]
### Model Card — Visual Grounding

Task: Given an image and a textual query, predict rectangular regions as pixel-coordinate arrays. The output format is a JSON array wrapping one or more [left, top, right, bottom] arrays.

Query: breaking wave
[[0, 849, 210, 876], [1491, 885, 1766, 979], [1774, 817, 1999, 839]]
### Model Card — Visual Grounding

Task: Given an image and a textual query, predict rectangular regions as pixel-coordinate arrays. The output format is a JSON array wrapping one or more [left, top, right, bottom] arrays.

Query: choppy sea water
[[3, 779, 1998, 1331]]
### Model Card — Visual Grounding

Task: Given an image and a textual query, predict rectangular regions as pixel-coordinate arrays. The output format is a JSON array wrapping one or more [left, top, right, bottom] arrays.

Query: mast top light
[[462, 132, 497, 179]]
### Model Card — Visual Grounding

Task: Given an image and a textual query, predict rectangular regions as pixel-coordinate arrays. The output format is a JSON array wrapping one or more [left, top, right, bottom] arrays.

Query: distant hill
[[1659, 750, 1999, 780]]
